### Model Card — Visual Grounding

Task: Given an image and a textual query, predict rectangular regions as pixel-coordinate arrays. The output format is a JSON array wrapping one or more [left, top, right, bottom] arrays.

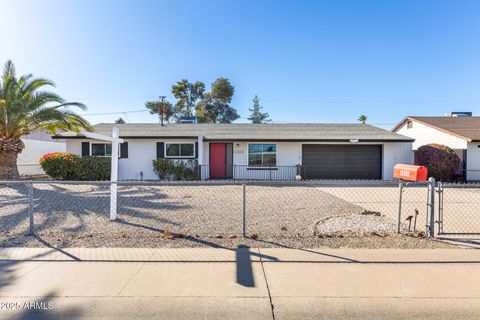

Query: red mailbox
[[393, 164, 428, 182]]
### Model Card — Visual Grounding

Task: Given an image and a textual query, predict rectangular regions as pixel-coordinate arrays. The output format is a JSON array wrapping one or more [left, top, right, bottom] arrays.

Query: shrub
[[40, 153, 111, 181], [184, 159, 199, 181], [152, 159, 175, 180], [415, 144, 461, 181], [39, 152, 79, 180], [173, 161, 188, 180], [152, 159, 199, 180], [73, 157, 111, 181]]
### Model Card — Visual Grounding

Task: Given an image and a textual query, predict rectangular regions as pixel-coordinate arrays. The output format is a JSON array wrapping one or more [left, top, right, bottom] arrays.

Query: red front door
[[210, 143, 226, 178]]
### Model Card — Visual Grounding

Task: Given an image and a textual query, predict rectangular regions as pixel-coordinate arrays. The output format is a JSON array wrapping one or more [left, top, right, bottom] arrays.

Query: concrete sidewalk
[[0, 247, 480, 319]]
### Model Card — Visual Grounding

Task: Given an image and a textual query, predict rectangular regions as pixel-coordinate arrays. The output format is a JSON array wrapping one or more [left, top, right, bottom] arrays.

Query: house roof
[[54, 123, 413, 142], [392, 116, 480, 141]]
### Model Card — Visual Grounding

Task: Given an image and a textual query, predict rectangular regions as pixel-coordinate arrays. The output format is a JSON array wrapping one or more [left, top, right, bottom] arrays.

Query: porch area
[[198, 164, 301, 181], [199, 140, 301, 181]]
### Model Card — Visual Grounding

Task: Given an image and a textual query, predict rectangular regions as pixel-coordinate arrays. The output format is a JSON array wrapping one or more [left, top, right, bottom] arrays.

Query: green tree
[[248, 95, 270, 124], [171, 79, 205, 119], [145, 98, 174, 125], [358, 115, 368, 124], [115, 117, 125, 124], [0, 60, 92, 180], [197, 78, 239, 123]]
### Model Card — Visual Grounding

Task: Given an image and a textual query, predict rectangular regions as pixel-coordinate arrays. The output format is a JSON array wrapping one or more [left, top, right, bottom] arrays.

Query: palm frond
[[0, 60, 91, 139], [2, 60, 15, 80], [26, 91, 65, 111], [20, 77, 56, 100], [52, 101, 87, 111]]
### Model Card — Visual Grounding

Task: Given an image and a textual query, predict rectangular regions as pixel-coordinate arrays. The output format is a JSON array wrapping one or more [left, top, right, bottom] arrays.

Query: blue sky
[[2, 0, 480, 128]]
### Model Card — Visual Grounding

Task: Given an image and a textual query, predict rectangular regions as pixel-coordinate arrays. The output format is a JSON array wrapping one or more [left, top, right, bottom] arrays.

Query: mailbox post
[[393, 164, 428, 233], [397, 179, 404, 233]]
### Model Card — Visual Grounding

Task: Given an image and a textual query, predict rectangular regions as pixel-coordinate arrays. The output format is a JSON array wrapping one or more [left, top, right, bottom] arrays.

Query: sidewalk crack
[[115, 250, 155, 296], [258, 248, 275, 320]]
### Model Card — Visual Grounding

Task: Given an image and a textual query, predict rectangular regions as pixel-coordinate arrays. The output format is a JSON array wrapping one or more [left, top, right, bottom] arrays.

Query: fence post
[[397, 179, 404, 233], [427, 177, 436, 237], [110, 126, 119, 221], [28, 182, 34, 235], [437, 181, 443, 235], [242, 184, 246, 237]]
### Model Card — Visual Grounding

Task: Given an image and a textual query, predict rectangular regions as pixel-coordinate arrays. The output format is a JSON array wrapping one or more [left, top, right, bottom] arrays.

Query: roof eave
[[204, 138, 413, 142], [54, 135, 413, 142], [394, 116, 473, 142], [391, 117, 410, 132]]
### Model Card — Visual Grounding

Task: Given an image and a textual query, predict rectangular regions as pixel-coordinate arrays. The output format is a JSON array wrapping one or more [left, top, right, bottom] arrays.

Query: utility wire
[[80, 108, 398, 125], [81, 109, 148, 116], [81, 110, 396, 126], [70, 94, 480, 104]]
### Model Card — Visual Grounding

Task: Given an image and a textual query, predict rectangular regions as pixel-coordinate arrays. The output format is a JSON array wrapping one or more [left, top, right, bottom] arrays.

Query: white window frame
[[247, 143, 277, 167], [91, 143, 113, 157], [164, 142, 196, 158]]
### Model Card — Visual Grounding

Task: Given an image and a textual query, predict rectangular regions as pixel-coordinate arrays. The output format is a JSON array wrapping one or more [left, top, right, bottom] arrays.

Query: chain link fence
[[116, 182, 244, 237], [245, 181, 431, 238], [437, 182, 480, 235], [0, 179, 442, 246]]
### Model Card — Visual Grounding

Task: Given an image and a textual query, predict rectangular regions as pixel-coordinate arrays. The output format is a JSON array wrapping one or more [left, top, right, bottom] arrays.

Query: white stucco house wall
[[55, 123, 413, 181], [392, 116, 480, 181], [18, 131, 66, 176]]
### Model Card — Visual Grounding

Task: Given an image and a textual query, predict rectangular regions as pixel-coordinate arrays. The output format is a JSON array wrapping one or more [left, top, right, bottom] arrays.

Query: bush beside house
[[39, 152, 78, 180], [40, 152, 111, 180], [415, 144, 461, 182], [73, 157, 111, 181], [153, 159, 198, 181], [41, 153, 199, 181]]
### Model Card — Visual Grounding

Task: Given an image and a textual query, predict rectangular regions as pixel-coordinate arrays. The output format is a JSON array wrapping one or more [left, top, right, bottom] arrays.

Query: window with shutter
[[81, 142, 90, 157], [156, 142, 165, 158], [120, 142, 128, 158]]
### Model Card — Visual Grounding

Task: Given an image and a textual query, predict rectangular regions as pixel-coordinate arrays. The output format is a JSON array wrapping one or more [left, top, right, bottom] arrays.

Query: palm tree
[[358, 114, 368, 124], [0, 60, 92, 180]]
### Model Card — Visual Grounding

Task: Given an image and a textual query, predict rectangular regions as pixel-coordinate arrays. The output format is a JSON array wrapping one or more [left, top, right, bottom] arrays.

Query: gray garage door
[[302, 144, 382, 179]]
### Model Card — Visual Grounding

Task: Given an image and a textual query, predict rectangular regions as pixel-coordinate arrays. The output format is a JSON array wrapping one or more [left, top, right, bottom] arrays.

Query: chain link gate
[[437, 182, 480, 235]]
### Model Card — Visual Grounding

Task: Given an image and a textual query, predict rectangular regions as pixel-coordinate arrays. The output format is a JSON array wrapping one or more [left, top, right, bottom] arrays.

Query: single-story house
[[392, 115, 480, 181], [54, 123, 413, 180]]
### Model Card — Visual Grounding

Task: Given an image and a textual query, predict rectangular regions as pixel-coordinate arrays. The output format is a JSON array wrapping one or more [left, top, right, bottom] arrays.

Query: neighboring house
[[18, 131, 66, 176], [54, 123, 413, 181], [392, 115, 480, 181]]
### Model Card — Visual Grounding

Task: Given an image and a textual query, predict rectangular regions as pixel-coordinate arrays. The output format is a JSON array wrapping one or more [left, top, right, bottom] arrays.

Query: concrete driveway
[[1, 247, 480, 319]]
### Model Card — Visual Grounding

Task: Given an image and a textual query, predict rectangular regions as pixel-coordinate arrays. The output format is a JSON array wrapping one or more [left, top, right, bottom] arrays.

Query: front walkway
[[1, 247, 480, 319]]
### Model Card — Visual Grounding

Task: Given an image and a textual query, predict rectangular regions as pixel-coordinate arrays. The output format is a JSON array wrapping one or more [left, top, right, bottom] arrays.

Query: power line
[[251, 99, 480, 104], [79, 108, 397, 125], [81, 109, 148, 116], [70, 94, 480, 104], [70, 95, 158, 101]]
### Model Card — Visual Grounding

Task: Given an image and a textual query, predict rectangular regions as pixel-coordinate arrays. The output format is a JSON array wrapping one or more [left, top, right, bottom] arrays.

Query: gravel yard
[[0, 182, 458, 249], [314, 212, 402, 237]]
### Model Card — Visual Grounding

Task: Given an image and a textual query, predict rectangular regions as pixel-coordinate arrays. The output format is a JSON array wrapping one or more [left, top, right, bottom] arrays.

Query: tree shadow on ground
[[0, 183, 191, 237], [0, 248, 66, 290], [0, 260, 20, 291], [0, 184, 30, 233]]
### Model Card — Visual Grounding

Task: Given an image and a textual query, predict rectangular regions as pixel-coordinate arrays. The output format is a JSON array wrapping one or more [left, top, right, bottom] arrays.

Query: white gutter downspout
[[198, 135, 205, 180]]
